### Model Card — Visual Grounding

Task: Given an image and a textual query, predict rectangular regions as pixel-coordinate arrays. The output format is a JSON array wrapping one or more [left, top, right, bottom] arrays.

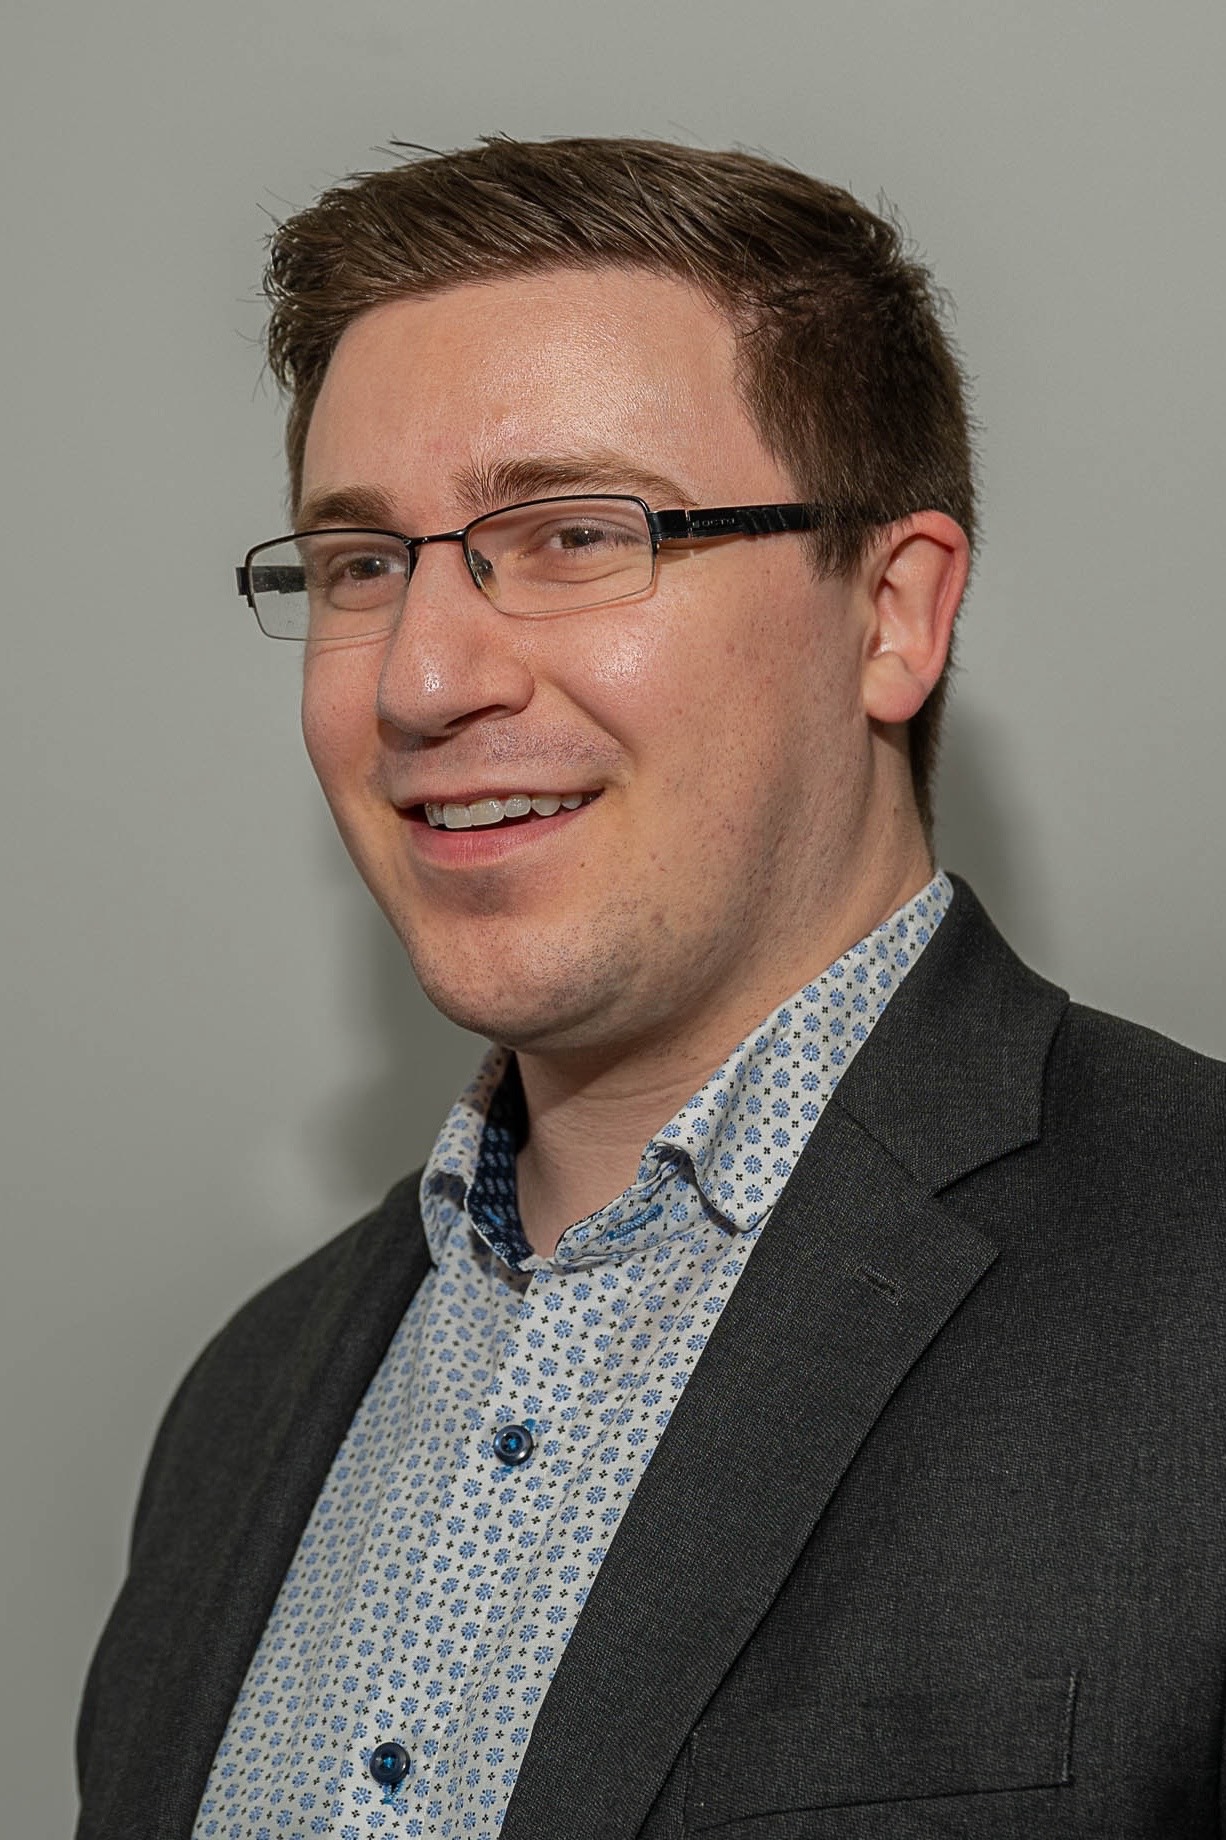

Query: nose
[[375, 539, 535, 737]]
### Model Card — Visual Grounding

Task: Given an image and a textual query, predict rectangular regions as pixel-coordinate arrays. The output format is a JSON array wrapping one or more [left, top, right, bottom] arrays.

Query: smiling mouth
[[418, 792, 600, 830]]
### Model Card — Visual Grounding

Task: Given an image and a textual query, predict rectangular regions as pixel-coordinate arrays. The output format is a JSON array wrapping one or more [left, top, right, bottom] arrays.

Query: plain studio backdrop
[[2, 0, 1223, 1830]]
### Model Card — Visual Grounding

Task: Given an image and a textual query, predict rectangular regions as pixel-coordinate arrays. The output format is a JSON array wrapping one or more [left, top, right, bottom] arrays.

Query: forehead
[[301, 267, 787, 514]]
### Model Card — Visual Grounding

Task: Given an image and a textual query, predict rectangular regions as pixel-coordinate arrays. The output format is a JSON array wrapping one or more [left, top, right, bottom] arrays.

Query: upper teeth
[[424, 793, 588, 829]]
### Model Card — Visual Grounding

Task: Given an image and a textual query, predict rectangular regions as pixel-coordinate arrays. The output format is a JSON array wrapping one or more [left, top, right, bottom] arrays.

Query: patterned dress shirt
[[193, 873, 952, 1839]]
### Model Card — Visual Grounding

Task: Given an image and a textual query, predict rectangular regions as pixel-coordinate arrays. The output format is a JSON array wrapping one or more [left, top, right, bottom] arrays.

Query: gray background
[[2, 0, 1223, 1830]]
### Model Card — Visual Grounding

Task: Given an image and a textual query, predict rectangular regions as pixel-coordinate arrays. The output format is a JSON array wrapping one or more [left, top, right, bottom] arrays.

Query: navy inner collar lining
[[467, 1057, 534, 1267]]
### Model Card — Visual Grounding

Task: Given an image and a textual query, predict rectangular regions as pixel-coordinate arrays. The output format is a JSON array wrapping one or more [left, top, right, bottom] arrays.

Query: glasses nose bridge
[[405, 525, 491, 601]]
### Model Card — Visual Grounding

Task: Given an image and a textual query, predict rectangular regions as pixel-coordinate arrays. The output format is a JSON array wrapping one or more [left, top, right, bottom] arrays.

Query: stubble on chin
[[395, 897, 653, 1054], [397, 877, 786, 1072]]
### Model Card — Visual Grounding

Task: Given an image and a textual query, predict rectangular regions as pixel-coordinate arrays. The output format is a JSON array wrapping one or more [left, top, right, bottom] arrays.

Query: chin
[[412, 980, 606, 1056], [399, 922, 627, 1054]]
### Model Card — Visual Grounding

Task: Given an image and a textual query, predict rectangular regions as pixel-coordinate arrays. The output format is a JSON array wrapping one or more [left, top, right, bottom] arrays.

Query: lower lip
[[401, 799, 597, 866]]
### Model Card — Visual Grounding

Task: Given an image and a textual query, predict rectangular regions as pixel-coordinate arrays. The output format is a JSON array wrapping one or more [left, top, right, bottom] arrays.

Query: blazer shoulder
[[196, 1169, 423, 1369], [1054, 1001, 1226, 1125], [1036, 1003, 1226, 1218], [129, 1170, 426, 1554], [78, 1174, 430, 1825]]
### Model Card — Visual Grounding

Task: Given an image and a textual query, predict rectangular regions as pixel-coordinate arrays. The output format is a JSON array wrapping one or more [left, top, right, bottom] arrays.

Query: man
[[77, 137, 1226, 1839]]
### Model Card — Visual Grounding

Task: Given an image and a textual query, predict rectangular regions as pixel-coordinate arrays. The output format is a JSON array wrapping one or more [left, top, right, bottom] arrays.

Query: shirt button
[[369, 1740, 412, 1792], [492, 1422, 535, 1466]]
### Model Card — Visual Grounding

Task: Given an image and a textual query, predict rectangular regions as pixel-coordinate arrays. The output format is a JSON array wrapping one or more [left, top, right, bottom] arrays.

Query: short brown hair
[[263, 136, 976, 834]]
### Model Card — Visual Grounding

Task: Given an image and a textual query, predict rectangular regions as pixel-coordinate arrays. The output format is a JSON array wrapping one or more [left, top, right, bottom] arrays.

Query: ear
[[859, 512, 970, 725]]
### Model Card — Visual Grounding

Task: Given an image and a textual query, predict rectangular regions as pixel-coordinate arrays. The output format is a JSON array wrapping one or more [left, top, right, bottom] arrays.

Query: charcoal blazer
[[76, 879, 1226, 1838]]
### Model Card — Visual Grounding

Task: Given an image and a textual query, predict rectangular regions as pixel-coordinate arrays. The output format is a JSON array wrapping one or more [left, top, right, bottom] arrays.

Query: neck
[[515, 826, 935, 1257]]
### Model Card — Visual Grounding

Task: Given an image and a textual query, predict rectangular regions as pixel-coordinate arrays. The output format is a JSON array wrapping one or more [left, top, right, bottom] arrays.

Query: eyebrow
[[295, 451, 696, 535], [452, 451, 697, 515], [295, 484, 400, 531]]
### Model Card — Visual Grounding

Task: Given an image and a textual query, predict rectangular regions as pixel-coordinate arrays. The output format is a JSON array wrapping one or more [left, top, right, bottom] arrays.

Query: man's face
[[300, 267, 879, 1060]]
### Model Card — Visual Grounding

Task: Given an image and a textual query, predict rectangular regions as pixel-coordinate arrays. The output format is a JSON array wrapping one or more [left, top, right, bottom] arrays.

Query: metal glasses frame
[[234, 494, 881, 630]]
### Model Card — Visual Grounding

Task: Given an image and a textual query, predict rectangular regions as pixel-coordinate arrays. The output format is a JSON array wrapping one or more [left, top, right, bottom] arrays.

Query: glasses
[[235, 495, 877, 641]]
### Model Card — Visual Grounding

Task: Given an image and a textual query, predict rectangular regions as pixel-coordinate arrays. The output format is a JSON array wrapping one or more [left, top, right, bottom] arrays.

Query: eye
[[539, 517, 641, 554], [507, 513, 647, 576], [333, 551, 392, 582], [301, 537, 408, 609], [550, 521, 619, 551]]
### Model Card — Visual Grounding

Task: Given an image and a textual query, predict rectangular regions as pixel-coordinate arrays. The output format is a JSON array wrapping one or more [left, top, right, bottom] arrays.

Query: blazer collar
[[503, 877, 1068, 1840], [830, 873, 1068, 1192]]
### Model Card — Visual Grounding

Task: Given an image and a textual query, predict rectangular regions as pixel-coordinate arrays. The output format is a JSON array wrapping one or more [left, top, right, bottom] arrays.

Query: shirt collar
[[420, 871, 952, 1262], [648, 871, 952, 1230]]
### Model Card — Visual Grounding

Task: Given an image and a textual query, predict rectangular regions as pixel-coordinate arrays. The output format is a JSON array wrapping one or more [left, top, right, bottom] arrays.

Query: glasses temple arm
[[647, 504, 874, 543]]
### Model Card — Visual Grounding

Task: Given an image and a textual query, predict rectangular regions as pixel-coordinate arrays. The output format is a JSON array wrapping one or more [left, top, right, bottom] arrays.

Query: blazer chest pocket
[[686, 1672, 1077, 1832]]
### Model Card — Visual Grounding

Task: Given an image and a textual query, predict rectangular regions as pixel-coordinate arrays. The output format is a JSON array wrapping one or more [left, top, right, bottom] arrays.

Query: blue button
[[492, 1423, 534, 1465], [369, 1740, 411, 1791]]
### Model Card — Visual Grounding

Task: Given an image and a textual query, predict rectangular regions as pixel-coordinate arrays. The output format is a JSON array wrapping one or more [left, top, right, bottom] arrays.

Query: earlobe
[[860, 512, 970, 726]]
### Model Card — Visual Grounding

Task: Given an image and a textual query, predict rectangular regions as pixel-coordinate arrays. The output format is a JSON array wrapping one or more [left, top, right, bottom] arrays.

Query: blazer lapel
[[503, 879, 1069, 1840]]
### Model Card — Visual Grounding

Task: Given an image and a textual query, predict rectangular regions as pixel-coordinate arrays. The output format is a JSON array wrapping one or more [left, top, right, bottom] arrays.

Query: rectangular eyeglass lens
[[482, 499, 652, 612], [261, 534, 408, 639]]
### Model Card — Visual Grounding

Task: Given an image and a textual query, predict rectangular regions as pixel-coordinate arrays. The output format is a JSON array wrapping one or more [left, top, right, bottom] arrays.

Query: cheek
[[300, 652, 379, 801], [556, 615, 694, 763], [570, 569, 841, 798]]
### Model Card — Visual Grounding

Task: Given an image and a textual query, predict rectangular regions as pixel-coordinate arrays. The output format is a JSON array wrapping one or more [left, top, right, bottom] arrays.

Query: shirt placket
[[341, 1264, 566, 1833]]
